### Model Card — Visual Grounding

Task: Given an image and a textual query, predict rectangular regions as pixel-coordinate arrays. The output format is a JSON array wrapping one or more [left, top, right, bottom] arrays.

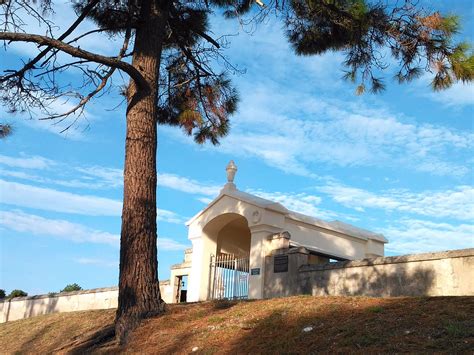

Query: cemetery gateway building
[[163, 161, 387, 303], [2, 162, 473, 323]]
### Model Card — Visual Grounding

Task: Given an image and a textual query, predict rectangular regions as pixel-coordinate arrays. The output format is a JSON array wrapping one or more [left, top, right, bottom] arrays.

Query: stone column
[[186, 236, 203, 303], [187, 235, 217, 302], [248, 226, 281, 299]]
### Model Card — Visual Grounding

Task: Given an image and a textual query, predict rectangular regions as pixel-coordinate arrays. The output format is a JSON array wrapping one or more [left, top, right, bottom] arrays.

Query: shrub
[[8, 289, 28, 298], [60, 283, 82, 293], [0, 289, 5, 299]]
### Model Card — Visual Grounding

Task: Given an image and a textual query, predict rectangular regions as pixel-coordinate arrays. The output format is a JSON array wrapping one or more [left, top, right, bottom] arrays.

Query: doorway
[[175, 275, 188, 303]]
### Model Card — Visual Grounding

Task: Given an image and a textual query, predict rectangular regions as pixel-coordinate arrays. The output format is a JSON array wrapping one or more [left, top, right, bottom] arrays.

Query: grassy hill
[[1, 296, 473, 354]]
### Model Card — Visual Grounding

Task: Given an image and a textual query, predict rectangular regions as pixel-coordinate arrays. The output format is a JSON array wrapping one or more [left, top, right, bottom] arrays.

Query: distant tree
[[8, 289, 28, 299], [1, 0, 472, 343], [0, 289, 5, 299], [60, 283, 83, 293]]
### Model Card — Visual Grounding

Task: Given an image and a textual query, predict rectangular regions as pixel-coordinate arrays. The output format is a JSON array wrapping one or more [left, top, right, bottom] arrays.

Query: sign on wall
[[274, 255, 289, 273], [251, 268, 260, 275]]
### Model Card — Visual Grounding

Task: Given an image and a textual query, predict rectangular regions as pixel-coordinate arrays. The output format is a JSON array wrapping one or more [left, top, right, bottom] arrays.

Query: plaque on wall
[[251, 268, 260, 275], [274, 255, 289, 273]]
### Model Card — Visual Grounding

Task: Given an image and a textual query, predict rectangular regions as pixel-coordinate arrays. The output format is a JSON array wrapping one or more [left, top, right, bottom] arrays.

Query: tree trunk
[[115, 0, 169, 344]]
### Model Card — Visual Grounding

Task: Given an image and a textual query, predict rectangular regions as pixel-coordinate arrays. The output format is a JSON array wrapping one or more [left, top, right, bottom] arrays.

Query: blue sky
[[0, 1, 473, 295]]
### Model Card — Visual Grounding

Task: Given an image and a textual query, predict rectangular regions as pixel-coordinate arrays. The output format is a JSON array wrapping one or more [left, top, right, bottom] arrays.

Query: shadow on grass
[[18, 323, 55, 353], [56, 324, 117, 354], [9, 296, 472, 353], [226, 297, 474, 354]]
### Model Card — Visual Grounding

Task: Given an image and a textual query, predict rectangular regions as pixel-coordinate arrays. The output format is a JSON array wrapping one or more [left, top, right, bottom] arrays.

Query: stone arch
[[202, 213, 251, 257]]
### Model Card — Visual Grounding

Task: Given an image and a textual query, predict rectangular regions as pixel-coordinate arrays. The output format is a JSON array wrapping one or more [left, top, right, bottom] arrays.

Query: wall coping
[[299, 248, 474, 272], [0, 279, 171, 303], [171, 261, 192, 270]]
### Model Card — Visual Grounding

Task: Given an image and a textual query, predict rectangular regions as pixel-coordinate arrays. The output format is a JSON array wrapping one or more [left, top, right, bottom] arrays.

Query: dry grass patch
[[0, 309, 115, 354], [1, 296, 473, 354]]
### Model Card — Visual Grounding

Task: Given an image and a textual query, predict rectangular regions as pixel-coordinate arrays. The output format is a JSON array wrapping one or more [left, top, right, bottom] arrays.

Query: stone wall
[[264, 248, 474, 298], [263, 247, 310, 298], [0, 281, 172, 323]]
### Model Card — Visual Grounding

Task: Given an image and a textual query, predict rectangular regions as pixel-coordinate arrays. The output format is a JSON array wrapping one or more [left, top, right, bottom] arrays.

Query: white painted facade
[[172, 161, 387, 303]]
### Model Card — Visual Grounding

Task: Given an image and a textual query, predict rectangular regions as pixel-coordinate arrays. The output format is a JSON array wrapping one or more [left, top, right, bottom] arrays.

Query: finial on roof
[[226, 160, 237, 183]]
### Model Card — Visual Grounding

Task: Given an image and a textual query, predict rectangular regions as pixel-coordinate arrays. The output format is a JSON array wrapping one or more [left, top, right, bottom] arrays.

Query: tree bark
[[115, 0, 169, 344]]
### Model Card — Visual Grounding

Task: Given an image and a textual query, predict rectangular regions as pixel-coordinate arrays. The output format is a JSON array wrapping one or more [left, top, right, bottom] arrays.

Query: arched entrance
[[203, 213, 251, 299], [215, 215, 251, 256]]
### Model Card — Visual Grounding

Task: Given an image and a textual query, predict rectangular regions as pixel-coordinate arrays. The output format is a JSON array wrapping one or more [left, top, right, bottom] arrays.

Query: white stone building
[[164, 161, 387, 304]]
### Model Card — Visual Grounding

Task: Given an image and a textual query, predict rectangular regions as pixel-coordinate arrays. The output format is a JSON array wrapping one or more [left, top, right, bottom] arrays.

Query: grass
[[0, 296, 473, 354], [444, 321, 472, 338], [367, 305, 384, 313]]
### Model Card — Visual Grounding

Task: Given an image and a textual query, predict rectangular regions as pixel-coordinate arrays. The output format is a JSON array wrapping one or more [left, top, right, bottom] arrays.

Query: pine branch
[[0, 32, 149, 91], [1, 0, 101, 82]]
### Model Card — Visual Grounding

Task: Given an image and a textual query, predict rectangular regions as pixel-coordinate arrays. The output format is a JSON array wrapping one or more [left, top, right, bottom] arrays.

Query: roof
[[288, 211, 387, 243], [186, 182, 288, 225], [186, 182, 387, 243]]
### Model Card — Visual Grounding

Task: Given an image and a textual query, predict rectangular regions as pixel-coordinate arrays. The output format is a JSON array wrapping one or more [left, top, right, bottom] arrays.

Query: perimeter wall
[[0, 281, 172, 323], [264, 248, 474, 298]]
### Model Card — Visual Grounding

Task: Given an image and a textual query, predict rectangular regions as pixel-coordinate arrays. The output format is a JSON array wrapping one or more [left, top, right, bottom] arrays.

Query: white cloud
[[318, 182, 474, 221], [220, 133, 314, 177], [0, 154, 55, 169], [74, 258, 118, 268], [426, 83, 474, 107], [75, 166, 123, 188], [415, 160, 469, 177], [247, 189, 338, 220], [0, 168, 112, 190], [158, 173, 221, 197], [0, 179, 122, 216], [0, 210, 119, 246], [197, 197, 213, 204], [0, 169, 43, 181], [0, 209, 190, 250], [0, 101, 89, 140], [415, 74, 474, 108], [157, 237, 191, 251], [0, 179, 185, 223], [157, 209, 187, 224], [165, 86, 473, 177], [157, 16, 473, 178], [1, 153, 222, 194], [74, 165, 123, 187], [382, 219, 474, 254]]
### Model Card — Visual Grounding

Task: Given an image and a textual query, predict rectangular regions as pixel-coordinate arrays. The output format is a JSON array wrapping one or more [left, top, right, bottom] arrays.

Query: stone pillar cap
[[226, 160, 238, 183]]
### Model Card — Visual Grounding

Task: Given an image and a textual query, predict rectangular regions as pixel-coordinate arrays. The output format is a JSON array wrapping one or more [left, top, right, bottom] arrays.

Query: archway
[[202, 212, 251, 257], [202, 213, 251, 299]]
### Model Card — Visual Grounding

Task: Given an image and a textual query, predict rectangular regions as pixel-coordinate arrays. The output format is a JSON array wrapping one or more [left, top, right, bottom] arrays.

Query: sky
[[0, 1, 473, 296]]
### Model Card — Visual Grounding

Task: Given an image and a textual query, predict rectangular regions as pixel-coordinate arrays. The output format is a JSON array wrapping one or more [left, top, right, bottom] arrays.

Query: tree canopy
[[2, 1, 472, 136]]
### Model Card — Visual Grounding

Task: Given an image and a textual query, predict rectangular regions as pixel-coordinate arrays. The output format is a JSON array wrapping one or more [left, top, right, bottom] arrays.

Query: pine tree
[[1, 0, 472, 343]]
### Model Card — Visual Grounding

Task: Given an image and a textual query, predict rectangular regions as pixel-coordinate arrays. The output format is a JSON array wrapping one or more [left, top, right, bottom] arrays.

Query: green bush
[[0, 289, 5, 299], [60, 283, 82, 293], [8, 289, 28, 298]]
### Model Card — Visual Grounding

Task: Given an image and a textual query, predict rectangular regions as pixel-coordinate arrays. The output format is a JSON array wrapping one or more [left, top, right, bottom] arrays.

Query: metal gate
[[210, 253, 249, 300]]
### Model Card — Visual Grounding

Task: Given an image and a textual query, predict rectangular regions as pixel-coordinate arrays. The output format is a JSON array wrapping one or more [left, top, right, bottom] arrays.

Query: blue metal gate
[[210, 253, 249, 300]]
